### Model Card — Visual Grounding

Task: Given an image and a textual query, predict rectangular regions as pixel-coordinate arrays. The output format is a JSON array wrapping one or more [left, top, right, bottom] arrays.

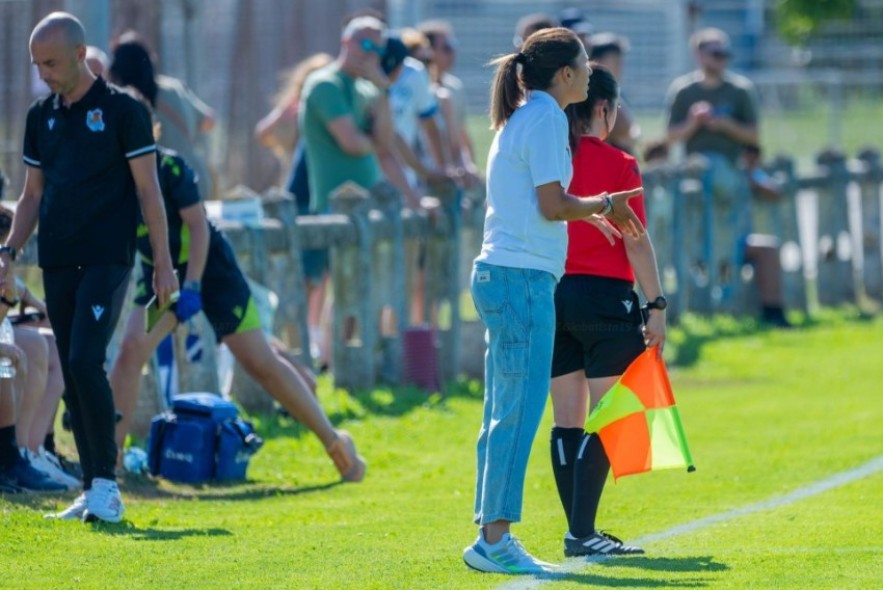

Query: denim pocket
[[498, 342, 528, 377], [471, 264, 508, 317]]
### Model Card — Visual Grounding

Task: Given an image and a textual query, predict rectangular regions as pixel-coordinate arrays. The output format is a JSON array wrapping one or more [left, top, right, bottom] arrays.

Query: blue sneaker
[[463, 532, 557, 575], [0, 456, 67, 492]]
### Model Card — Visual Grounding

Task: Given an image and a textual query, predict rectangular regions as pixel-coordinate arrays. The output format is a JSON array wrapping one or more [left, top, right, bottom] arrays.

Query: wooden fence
[[8, 146, 883, 436]]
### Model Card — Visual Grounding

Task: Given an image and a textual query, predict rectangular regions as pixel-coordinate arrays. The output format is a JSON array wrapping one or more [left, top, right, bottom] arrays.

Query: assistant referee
[[0, 12, 178, 523]]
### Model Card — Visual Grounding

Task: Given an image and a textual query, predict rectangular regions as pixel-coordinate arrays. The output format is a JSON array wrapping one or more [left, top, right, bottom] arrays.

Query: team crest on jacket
[[86, 109, 105, 132]]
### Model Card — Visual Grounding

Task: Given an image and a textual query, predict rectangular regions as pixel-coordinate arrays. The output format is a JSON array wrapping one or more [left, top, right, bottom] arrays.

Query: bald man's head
[[30, 12, 91, 98], [30, 12, 86, 48]]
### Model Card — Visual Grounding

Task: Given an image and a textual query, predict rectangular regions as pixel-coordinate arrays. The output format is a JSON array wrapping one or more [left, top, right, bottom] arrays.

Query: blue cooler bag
[[147, 393, 263, 484]]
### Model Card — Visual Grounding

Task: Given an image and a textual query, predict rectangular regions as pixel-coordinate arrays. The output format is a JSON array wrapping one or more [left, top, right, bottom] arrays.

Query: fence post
[[675, 157, 709, 314], [424, 180, 462, 384], [641, 163, 678, 317], [767, 155, 808, 313], [211, 222, 270, 413], [330, 182, 376, 392], [856, 148, 882, 301], [815, 149, 855, 305], [370, 181, 406, 384], [262, 188, 312, 362]]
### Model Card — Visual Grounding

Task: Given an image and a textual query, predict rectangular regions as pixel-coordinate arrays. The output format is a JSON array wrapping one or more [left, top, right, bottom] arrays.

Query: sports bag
[[147, 392, 263, 484]]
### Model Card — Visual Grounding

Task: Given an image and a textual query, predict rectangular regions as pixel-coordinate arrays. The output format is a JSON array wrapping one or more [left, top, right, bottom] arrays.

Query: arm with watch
[[0, 166, 43, 294], [623, 229, 667, 357]]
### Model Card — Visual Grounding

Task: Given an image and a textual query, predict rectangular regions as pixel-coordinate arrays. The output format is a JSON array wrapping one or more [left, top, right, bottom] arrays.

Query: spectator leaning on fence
[[665, 28, 790, 327], [463, 27, 644, 575], [254, 52, 334, 192], [3, 12, 179, 522], [109, 32, 217, 200], [254, 52, 334, 363], [417, 20, 480, 185], [550, 64, 663, 559], [109, 92, 365, 484]]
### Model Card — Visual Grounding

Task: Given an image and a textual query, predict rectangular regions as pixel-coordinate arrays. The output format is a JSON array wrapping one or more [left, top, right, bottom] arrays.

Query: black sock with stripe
[[550, 426, 585, 530], [569, 432, 611, 538]]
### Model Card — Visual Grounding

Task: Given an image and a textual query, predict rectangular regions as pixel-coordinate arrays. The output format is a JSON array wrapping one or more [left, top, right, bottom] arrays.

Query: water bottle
[[123, 447, 148, 474], [0, 318, 16, 379]]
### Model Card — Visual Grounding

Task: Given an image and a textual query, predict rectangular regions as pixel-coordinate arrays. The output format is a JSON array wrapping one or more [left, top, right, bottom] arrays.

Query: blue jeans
[[470, 262, 557, 524]]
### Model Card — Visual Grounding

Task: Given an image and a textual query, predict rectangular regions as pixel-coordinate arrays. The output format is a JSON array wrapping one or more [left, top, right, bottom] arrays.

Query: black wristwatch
[[647, 296, 667, 311], [0, 246, 17, 262]]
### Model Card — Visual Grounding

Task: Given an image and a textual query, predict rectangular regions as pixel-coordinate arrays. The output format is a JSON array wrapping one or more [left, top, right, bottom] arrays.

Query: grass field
[[1, 310, 882, 589], [466, 98, 883, 174]]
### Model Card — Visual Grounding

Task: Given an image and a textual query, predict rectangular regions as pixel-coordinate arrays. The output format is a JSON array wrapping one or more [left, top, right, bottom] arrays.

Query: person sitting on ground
[[0, 278, 67, 493], [0, 206, 77, 490], [110, 95, 365, 483]]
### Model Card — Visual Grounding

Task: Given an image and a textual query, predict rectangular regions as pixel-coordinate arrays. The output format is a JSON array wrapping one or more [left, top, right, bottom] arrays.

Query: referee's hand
[[153, 263, 180, 307]]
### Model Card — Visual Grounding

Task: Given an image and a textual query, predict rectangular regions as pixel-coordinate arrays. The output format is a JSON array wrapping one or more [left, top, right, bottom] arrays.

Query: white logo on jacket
[[91, 305, 105, 321]]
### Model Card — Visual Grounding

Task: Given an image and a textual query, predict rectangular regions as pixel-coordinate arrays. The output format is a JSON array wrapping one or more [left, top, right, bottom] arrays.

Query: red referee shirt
[[565, 136, 647, 282]]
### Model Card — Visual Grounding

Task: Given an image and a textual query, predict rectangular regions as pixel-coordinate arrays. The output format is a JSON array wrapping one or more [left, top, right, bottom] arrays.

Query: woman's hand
[[582, 214, 622, 245], [643, 309, 666, 357], [608, 187, 645, 238]]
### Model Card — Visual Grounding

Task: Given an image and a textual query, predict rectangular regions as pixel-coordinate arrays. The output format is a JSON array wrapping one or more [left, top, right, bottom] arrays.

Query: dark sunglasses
[[707, 49, 732, 60], [360, 38, 383, 55]]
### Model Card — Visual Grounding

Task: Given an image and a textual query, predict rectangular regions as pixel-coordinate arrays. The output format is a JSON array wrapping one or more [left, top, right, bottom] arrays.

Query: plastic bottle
[[0, 318, 16, 379], [123, 447, 148, 474]]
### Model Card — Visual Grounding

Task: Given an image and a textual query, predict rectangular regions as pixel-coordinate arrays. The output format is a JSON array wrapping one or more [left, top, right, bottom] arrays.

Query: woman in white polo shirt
[[463, 27, 644, 575]]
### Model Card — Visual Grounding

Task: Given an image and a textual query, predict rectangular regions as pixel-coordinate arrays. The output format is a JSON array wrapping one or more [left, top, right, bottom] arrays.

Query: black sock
[[43, 431, 56, 456], [550, 427, 585, 531], [569, 433, 611, 538], [0, 425, 19, 470]]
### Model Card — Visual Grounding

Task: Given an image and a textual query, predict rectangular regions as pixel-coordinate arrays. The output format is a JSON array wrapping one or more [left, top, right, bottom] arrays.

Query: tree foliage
[[775, 0, 856, 45]]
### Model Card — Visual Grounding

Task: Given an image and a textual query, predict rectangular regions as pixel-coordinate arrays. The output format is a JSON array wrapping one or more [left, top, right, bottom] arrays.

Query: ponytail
[[489, 53, 522, 130], [487, 27, 583, 129]]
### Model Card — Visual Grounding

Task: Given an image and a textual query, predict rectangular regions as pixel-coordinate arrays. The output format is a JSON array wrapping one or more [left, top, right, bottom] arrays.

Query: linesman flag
[[585, 348, 695, 480]]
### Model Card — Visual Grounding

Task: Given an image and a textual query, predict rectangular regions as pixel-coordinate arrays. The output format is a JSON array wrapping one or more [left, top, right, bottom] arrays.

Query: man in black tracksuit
[[0, 12, 178, 523]]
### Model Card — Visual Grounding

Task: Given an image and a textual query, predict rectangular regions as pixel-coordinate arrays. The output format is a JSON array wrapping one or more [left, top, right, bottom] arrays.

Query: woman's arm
[[624, 233, 666, 355], [536, 183, 645, 237], [178, 204, 211, 285]]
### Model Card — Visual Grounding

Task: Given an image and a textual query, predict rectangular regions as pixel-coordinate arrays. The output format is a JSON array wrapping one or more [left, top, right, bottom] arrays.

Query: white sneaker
[[463, 531, 557, 575], [44, 492, 88, 520], [27, 447, 81, 491], [83, 478, 125, 523]]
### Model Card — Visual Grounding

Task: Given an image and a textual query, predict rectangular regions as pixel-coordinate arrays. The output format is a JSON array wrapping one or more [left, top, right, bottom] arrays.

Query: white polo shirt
[[476, 90, 573, 280]]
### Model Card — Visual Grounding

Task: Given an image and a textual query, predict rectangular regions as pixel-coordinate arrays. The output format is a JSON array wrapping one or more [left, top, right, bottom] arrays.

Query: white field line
[[498, 454, 883, 590]]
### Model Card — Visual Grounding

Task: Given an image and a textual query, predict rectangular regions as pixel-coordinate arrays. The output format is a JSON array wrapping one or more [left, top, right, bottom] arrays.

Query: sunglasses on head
[[360, 38, 383, 55]]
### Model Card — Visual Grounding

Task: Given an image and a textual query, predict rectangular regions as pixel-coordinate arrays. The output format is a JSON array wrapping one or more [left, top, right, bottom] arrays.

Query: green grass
[[2, 311, 882, 589], [466, 98, 883, 174]]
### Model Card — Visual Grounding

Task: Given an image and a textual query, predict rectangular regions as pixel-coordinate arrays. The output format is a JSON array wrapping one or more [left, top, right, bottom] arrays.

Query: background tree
[[775, 0, 856, 45]]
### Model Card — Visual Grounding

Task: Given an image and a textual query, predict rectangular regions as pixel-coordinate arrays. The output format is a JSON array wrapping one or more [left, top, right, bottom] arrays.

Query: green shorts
[[135, 262, 262, 340]]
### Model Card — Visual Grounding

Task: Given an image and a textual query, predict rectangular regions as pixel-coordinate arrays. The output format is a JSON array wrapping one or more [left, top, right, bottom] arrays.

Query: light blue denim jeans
[[470, 261, 557, 525]]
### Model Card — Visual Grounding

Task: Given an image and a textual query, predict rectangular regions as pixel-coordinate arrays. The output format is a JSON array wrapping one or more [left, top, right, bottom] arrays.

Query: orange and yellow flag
[[585, 349, 695, 480]]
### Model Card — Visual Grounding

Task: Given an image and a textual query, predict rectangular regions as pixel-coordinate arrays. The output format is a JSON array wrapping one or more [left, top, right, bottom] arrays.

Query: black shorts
[[135, 261, 261, 340], [551, 274, 646, 379]]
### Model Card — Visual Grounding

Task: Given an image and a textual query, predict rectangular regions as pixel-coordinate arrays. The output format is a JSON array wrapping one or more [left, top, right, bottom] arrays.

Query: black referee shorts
[[551, 274, 646, 379]]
